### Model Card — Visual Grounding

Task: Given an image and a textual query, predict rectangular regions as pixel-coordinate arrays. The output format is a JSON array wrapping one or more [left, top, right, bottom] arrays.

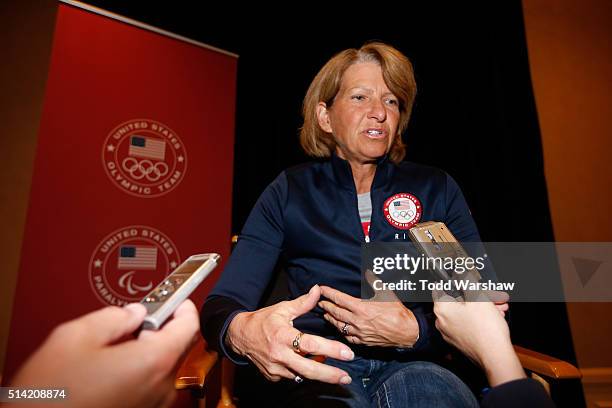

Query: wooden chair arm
[[175, 337, 219, 390], [514, 345, 582, 380]]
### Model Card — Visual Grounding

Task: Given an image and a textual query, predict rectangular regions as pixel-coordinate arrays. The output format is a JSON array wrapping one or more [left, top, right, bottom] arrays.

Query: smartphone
[[140, 253, 220, 330]]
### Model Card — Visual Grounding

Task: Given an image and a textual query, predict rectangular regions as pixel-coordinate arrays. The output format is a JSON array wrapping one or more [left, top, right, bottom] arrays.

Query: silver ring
[[294, 375, 303, 383], [341, 322, 350, 335]]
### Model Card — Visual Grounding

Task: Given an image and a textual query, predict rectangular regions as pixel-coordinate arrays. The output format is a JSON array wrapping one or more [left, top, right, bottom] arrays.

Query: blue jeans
[[279, 357, 478, 408]]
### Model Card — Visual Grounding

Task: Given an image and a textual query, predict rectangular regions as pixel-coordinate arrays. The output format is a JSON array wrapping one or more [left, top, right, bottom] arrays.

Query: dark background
[[85, 0, 579, 384], [82, 1, 552, 241]]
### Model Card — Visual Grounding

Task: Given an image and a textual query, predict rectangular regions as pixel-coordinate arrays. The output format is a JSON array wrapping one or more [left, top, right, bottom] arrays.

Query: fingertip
[[123, 303, 147, 319], [431, 289, 443, 301], [182, 298, 196, 308], [340, 348, 354, 360], [434, 292, 456, 303], [489, 290, 510, 303], [138, 329, 155, 340], [173, 299, 197, 317], [340, 375, 352, 385], [170, 301, 199, 336]]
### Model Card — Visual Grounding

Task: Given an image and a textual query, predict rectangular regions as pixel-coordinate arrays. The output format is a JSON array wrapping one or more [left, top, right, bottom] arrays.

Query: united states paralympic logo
[[383, 192, 422, 230], [102, 119, 187, 198], [89, 226, 181, 306]]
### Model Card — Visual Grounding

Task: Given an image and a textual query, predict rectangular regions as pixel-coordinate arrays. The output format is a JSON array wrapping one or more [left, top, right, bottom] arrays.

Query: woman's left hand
[[318, 284, 419, 348]]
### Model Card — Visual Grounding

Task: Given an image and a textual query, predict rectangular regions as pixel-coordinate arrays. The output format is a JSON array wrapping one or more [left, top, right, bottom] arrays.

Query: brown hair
[[300, 42, 417, 163]]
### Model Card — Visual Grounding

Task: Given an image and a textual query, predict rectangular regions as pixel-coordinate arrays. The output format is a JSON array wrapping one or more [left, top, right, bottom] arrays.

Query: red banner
[[3, 3, 237, 381]]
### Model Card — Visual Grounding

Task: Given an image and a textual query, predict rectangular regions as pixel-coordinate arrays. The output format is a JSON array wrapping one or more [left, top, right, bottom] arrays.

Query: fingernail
[[309, 284, 319, 294], [123, 303, 145, 316], [138, 330, 154, 340], [340, 349, 354, 360], [340, 376, 352, 385]]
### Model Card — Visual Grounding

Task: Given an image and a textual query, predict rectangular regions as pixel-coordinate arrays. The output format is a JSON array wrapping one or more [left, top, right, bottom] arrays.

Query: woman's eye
[[351, 95, 366, 101], [386, 98, 399, 106]]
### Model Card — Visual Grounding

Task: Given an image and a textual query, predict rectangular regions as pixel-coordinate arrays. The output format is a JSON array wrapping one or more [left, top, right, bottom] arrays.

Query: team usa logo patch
[[89, 226, 181, 306], [383, 193, 422, 230], [102, 119, 187, 198]]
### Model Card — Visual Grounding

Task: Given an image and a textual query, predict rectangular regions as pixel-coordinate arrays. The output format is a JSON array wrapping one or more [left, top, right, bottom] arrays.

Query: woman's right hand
[[225, 285, 355, 384]]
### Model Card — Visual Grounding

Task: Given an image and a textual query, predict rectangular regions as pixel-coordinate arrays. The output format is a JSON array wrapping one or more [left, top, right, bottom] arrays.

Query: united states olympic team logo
[[89, 226, 181, 306], [102, 119, 187, 198], [383, 193, 422, 230]]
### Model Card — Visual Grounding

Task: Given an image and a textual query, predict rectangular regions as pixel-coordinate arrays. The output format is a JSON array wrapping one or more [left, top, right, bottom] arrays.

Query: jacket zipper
[[352, 190, 370, 243]]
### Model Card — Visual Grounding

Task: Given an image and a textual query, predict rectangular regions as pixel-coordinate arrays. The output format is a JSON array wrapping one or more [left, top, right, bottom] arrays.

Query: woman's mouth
[[364, 129, 386, 139]]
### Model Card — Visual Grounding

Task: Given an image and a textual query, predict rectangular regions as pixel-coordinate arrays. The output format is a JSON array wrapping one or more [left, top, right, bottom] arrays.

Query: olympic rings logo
[[121, 158, 169, 181], [392, 209, 415, 220]]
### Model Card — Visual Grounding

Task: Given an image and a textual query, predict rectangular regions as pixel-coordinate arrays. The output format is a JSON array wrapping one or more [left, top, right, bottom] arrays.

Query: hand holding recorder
[[9, 253, 220, 408]]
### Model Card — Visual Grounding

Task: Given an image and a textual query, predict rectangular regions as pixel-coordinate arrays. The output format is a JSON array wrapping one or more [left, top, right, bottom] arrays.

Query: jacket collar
[[329, 151, 395, 192]]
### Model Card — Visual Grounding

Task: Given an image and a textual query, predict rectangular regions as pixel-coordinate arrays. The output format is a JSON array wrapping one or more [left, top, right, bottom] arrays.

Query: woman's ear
[[316, 102, 333, 133]]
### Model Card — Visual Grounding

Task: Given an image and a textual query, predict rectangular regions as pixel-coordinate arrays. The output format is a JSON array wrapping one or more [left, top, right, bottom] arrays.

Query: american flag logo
[[383, 192, 422, 230], [118, 246, 158, 270], [128, 136, 166, 161], [394, 200, 411, 210]]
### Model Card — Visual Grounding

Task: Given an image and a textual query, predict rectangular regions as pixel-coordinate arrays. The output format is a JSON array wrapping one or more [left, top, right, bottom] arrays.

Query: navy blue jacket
[[201, 153, 483, 364]]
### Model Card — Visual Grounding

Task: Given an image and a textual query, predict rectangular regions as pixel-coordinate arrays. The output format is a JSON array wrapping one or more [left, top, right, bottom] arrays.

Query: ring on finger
[[292, 332, 304, 353], [341, 322, 350, 335], [294, 375, 303, 384]]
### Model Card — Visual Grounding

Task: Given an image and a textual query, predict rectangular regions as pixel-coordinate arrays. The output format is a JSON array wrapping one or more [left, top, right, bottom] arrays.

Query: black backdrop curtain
[[87, 0, 580, 395]]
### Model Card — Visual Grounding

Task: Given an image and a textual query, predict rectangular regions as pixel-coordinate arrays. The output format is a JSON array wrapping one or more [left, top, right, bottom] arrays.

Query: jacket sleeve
[[200, 172, 288, 363], [444, 172, 497, 281], [481, 378, 555, 408], [443, 173, 482, 243], [400, 302, 448, 356]]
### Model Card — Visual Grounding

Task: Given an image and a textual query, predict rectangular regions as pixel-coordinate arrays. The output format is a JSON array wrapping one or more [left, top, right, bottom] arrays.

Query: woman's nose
[[368, 100, 387, 121]]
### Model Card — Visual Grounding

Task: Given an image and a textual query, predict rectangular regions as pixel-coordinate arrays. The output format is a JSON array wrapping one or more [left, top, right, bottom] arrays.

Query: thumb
[[432, 289, 458, 303], [486, 290, 510, 304], [364, 269, 381, 291], [288, 284, 321, 318], [68, 303, 147, 346], [366, 269, 399, 302]]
